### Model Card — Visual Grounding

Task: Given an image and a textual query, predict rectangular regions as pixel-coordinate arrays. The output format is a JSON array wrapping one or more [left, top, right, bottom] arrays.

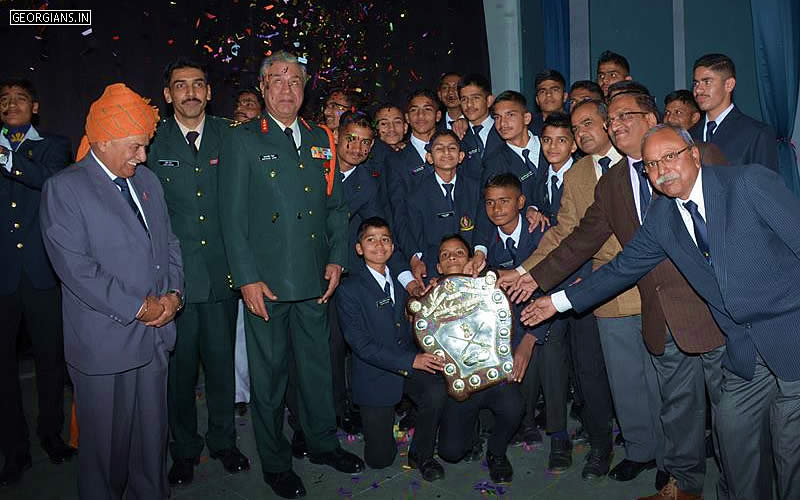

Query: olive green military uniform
[[148, 116, 239, 461], [219, 114, 348, 473]]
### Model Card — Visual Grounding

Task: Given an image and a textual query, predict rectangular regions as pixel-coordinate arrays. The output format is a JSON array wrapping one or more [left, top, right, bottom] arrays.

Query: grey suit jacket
[[40, 153, 183, 376]]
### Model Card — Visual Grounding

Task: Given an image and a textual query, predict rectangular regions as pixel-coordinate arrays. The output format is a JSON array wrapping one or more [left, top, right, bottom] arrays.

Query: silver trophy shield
[[407, 271, 515, 401]]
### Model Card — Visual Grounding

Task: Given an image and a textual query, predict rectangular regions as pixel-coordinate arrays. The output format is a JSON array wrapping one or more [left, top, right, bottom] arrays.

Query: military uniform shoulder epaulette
[[229, 117, 256, 128]]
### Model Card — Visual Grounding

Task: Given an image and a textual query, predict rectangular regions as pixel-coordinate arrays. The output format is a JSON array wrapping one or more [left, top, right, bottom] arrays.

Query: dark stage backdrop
[[2, 0, 490, 155]]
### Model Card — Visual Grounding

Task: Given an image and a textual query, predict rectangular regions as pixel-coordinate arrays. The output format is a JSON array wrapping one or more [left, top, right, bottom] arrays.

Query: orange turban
[[76, 83, 160, 161]]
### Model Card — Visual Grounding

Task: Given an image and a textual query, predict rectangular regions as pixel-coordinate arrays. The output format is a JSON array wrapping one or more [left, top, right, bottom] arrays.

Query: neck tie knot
[[598, 156, 611, 174], [113, 177, 128, 191], [185, 130, 199, 154], [284, 126, 298, 153], [522, 148, 536, 173], [706, 120, 717, 142], [443, 182, 454, 209], [505, 236, 517, 261], [112, 177, 148, 236]]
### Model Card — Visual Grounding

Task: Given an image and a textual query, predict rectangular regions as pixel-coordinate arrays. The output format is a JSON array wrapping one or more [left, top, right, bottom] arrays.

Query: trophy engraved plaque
[[407, 271, 514, 401]]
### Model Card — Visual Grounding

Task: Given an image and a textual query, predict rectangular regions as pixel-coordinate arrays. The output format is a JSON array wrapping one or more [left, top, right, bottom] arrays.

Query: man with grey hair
[[522, 122, 800, 500], [220, 51, 363, 499]]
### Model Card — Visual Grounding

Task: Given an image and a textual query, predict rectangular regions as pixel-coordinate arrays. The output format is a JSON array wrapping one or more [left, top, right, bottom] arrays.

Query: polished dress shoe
[[168, 457, 198, 486], [462, 438, 484, 462], [264, 469, 306, 499], [547, 437, 573, 472], [0, 452, 32, 487], [407, 453, 445, 482], [638, 477, 703, 500], [309, 447, 364, 473], [608, 458, 656, 481], [511, 424, 543, 446], [486, 451, 513, 483], [210, 447, 250, 474], [398, 409, 416, 431], [655, 469, 670, 490], [291, 430, 308, 459], [582, 447, 612, 480], [337, 413, 362, 435], [41, 435, 76, 464]]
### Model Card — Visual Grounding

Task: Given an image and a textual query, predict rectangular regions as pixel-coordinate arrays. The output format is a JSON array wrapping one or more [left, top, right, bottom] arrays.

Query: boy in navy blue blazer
[[434, 233, 532, 484], [404, 130, 479, 283], [335, 217, 448, 481], [482, 172, 573, 473]]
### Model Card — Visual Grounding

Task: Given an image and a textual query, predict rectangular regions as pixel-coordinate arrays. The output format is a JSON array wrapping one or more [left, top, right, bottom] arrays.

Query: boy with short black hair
[[404, 130, 479, 283], [335, 217, 448, 480], [540, 112, 577, 225]]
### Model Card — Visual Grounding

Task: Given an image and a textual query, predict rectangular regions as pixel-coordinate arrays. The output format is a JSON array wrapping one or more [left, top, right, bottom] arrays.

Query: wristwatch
[[0, 146, 8, 167], [166, 289, 184, 311]]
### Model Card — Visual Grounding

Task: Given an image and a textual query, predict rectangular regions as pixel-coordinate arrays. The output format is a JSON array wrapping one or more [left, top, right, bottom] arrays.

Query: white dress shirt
[[498, 214, 523, 248], [91, 149, 149, 230], [703, 102, 734, 141], [591, 146, 624, 180], [367, 264, 395, 303], [472, 115, 494, 150], [547, 158, 574, 203], [409, 134, 429, 162], [507, 131, 542, 169], [628, 156, 652, 225], [674, 168, 707, 247], [174, 115, 206, 150]]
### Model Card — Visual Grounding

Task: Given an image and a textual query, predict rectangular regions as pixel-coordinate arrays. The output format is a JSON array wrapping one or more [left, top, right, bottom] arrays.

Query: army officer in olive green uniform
[[149, 58, 249, 486], [220, 51, 364, 499]]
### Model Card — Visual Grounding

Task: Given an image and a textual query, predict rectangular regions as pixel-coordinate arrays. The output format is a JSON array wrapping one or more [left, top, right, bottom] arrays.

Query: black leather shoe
[[462, 438, 484, 462], [291, 430, 308, 459], [0, 452, 32, 487], [337, 413, 362, 435], [511, 424, 543, 445], [168, 457, 198, 486], [41, 435, 76, 464], [486, 451, 513, 483], [615, 432, 626, 447], [571, 426, 589, 444], [210, 447, 250, 474], [309, 447, 364, 474], [547, 438, 573, 472], [607, 458, 656, 482], [264, 469, 306, 499], [408, 453, 445, 482], [581, 447, 612, 480], [235, 402, 248, 417], [655, 469, 670, 490]]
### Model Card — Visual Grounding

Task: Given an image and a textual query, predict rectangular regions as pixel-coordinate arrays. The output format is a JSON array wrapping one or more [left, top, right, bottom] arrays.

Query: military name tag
[[408, 271, 514, 401], [158, 160, 179, 167], [311, 146, 332, 159], [260, 154, 279, 161], [466, 147, 480, 157], [376, 297, 392, 308], [436, 210, 455, 218], [410, 165, 426, 175]]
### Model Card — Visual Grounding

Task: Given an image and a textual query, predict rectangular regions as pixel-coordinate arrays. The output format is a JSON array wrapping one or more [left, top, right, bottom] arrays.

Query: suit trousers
[[359, 405, 397, 469], [651, 328, 725, 495], [716, 355, 800, 500], [403, 369, 447, 460], [439, 382, 522, 461], [520, 320, 569, 433], [595, 315, 663, 465], [0, 274, 65, 457], [234, 299, 250, 404], [328, 297, 348, 418], [569, 312, 614, 453], [244, 299, 339, 473], [167, 297, 238, 459], [69, 336, 170, 500]]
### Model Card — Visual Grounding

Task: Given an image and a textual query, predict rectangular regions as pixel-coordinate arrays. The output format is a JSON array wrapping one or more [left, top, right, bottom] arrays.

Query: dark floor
[[6, 358, 721, 499]]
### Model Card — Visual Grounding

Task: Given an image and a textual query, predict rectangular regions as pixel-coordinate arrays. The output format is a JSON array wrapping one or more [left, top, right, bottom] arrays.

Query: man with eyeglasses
[[522, 123, 800, 500], [530, 69, 569, 135], [323, 88, 358, 143], [688, 53, 777, 172], [503, 87, 732, 498]]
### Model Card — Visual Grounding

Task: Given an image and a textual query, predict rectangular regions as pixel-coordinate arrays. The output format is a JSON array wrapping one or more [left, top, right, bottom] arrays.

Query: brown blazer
[[523, 154, 641, 318], [528, 157, 725, 355]]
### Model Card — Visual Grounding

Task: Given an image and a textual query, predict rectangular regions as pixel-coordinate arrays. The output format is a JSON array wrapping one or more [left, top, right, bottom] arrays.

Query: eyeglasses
[[605, 111, 648, 127], [325, 101, 350, 112], [643, 146, 689, 172]]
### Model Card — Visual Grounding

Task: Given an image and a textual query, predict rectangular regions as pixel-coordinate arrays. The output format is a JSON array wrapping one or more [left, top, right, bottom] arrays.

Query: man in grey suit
[[40, 83, 183, 500]]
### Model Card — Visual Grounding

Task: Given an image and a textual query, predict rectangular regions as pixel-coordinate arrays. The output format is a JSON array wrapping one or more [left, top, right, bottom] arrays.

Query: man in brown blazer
[[500, 86, 727, 499]]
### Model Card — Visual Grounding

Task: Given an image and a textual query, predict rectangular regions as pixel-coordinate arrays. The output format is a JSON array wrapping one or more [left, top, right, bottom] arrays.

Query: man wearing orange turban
[[40, 83, 184, 500]]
